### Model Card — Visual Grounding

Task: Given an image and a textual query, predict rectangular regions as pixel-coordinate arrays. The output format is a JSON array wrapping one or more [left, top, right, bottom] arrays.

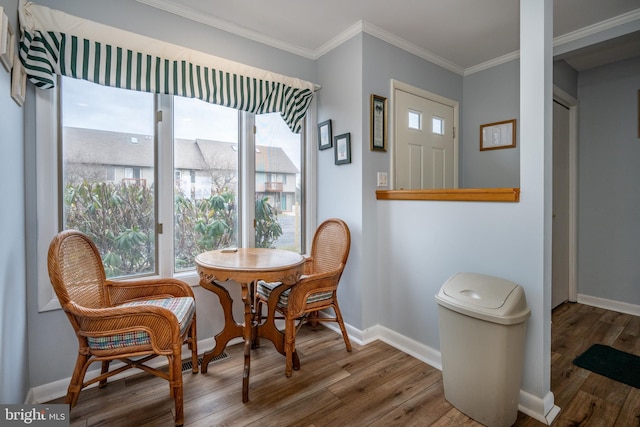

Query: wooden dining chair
[[47, 230, 198, 426], [255, 218, 351, 377]]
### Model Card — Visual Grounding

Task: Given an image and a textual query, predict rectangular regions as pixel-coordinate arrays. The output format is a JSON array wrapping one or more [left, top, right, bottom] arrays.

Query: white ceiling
[[138, 0, 640, 73]]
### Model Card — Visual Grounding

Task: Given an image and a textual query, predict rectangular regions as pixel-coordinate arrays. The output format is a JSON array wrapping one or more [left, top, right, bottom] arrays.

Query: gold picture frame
[[370, 94, 387, 152], [480, 119, 516, 151]]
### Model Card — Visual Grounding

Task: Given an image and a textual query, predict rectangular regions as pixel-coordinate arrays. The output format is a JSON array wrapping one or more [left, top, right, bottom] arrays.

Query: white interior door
[[552, 100, 571, 308], [395, 89, 456, 189]]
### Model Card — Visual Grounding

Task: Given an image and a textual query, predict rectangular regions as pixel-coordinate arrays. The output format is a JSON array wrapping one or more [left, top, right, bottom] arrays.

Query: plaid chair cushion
[[87, 297, 195, 350], [257, 280, 333, 308]]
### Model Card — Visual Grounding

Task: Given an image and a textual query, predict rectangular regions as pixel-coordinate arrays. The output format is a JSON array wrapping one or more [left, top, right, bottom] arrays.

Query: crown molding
[[314, 20, 466, 76], [313, 20, 364, 60], [464, 50, 520, 76], [360, 21, 465, 75], [136, 0, 317, 58], [136, 0, 466, 72], [137, 1, 639, 76], [465, 8, 640, 76], [554, 8, 640, 49]]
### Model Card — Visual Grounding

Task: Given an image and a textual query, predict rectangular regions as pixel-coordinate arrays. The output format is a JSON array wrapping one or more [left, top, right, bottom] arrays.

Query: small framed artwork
[[11, 54, 26, 107], [318, 119, 332, 150], [0, 10, 14, 73], [480, 119, 516, 151], [370, 94, 387, 151], [334, 132, 351, 165]]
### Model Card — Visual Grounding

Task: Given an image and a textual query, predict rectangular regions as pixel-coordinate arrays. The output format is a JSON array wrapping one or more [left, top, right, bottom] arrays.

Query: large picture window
[[36, 76, 312, 310]]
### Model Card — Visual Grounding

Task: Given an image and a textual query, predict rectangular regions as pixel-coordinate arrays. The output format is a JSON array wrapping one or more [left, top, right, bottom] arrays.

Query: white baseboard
[[322, 316, 553, 425], [322, 321, 442, 369], [577, 294, 640, 316], [518, 390, 560, 424], [28, 320, 555, 424]]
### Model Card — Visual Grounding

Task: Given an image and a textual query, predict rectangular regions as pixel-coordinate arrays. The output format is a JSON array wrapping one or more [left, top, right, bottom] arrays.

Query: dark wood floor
[[50, 302, 640, 426], [548, 302, 640, 426]]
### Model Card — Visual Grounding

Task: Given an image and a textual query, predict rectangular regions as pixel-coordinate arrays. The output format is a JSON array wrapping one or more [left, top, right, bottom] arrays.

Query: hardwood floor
[[549, 302, 640, 426], [49, 302, 640, 426]]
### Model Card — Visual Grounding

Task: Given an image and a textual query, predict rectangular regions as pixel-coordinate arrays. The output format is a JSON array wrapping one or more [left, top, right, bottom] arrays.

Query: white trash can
[[435, 272, 530, 427]]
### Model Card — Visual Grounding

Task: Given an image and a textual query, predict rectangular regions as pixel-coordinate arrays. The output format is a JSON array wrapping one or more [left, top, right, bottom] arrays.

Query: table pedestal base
[[200, 278, 299, 403]]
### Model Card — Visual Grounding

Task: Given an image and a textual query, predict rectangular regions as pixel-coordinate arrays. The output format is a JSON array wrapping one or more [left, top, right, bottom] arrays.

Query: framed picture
[[318, 119, 332, 150], [480, 119, 516, 151], [0, 9, 14, 73], [334, 132, 351, 165], [370, 94, 387, 151], [11, 54, 26, 107]]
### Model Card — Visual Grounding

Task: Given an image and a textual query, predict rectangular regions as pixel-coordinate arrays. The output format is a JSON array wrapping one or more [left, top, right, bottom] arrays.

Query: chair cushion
[[86, 296, 195, 350], [256, 280, 333, 308]]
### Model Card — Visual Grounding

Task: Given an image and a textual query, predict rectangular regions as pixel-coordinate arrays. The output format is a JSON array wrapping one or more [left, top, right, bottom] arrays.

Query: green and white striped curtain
[[17, 1, 314, 133]]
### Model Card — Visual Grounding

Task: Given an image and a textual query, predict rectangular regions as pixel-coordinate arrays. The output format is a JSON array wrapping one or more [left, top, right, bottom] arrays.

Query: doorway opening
[[552, 86, 578, 309]]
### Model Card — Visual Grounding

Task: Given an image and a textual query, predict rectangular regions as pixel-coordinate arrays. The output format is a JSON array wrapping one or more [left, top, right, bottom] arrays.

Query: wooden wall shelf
[[375, 188, 520, 202]]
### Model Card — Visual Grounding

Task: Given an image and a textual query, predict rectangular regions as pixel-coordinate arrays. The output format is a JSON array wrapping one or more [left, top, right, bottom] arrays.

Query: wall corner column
[[520, 0, 558, 422]]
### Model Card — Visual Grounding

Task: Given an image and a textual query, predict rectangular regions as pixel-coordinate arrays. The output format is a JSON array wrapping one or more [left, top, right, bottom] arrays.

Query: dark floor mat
[[573, 344, 640, 389]]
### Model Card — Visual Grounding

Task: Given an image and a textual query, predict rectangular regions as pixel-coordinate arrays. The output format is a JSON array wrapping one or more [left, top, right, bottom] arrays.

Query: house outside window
[[36, 76, 312, 310]]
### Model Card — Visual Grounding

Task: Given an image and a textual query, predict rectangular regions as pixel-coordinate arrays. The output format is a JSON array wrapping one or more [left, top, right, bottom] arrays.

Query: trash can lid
[[435, 272, 531, 325]]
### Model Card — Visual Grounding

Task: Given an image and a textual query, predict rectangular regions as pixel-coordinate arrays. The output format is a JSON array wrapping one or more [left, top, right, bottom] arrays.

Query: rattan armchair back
[[49, 231, 108, 308], [306, 218, 351, 276]]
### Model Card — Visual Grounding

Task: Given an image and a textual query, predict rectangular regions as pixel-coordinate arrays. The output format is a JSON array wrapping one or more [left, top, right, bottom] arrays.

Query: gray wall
[[360, 33, 463, 330], [373, 2, 553, 404], [315, 32, 466, 333], [462, 60, 521, 188], [0, 0, 28, 404], [553, 60, 579, 98], [360, 33, 520, 191], [577, 56, 640, 304], [315, 34, 364, 329]]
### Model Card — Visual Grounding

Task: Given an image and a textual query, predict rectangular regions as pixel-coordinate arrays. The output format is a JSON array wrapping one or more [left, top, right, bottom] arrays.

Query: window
[[432, 116, 445, 135], [36, 76, 314, 311], [255, 113, 304, 252], [61, 78, 156, 278], [408, 110, 421, 130], [173, 96, 239, 272]]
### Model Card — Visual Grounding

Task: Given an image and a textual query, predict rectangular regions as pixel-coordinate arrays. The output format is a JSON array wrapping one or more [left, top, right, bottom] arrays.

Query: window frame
[[35, 81, 317, 312]]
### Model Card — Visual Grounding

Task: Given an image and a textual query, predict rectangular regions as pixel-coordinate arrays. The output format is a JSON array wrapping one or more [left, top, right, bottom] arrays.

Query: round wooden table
[[195, 248, 305, 402]]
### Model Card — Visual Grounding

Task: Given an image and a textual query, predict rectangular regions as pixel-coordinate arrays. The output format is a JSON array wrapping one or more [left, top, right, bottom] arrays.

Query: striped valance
[[17, 1, 314, 133]]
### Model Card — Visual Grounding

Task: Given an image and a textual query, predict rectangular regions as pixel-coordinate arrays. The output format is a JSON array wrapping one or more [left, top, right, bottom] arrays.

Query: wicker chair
[[47, 230, 198, 426], [255, 218, 351, 377]]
